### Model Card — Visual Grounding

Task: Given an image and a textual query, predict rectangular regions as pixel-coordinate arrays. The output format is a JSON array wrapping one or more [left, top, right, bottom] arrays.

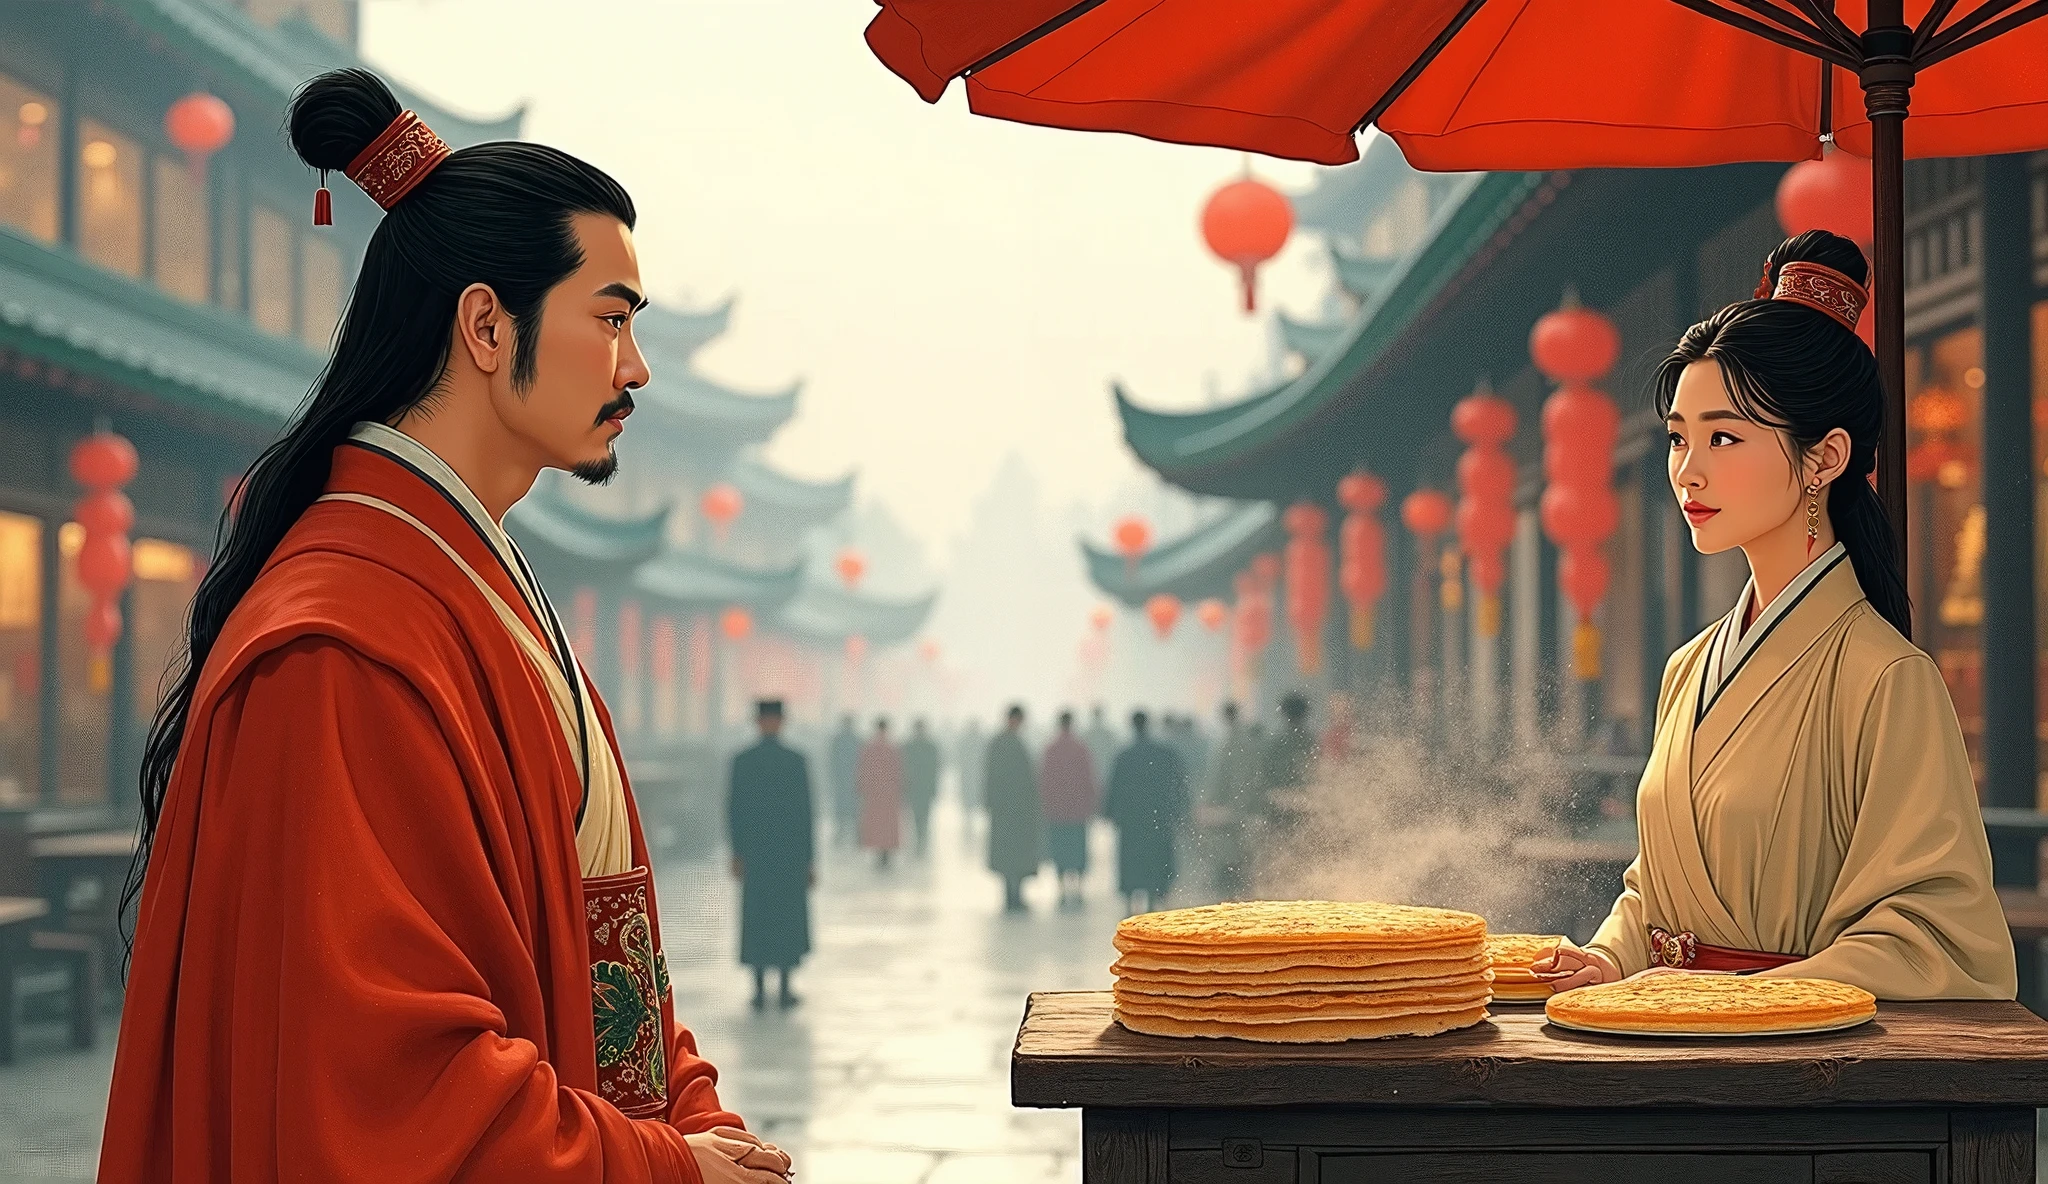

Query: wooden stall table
[[1015, 990, 2048, 1183]]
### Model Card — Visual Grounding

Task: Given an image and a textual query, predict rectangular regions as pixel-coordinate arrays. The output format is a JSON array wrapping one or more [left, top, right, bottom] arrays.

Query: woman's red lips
[[1683, 501, 1718, 523]]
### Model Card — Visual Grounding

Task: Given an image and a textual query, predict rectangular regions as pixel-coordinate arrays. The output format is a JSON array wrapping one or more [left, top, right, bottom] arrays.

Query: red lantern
[[1336, 471, 1385, 513], [1909, 387, 1968, 436], [1401, 489, 1453, 537], [75, 533, 132, 598], [165, 92, 235, 176], [1282, 501, 1327, 537], [1196, 598, 1228, 632], [1112, 515, 1151, 574], [701, 483, 743, 540], [1200, 175, 1293, 313], [720, 606, 753, 641], [1539, 484, 1621, 551], [1250, 552, 1281, 587], [1455, 447, 1518, 503], [1282, 501, 1330, 675], [1451, 389, 1518, 448], [1339, 504, 1387, 652], [835, 549, 866, 590], [1775, 148, 1873, 247], [1146, 593, 1182, 639], [845, 633, 868, 664], [617, 599, 643, 680], [75, 488, 134, 537], [1541, 384, 1622, 451], [83, 600, 123, 652], [1089, 604, 1113, 632], [69, 432, 139, 489], [1530, 297, 1621, 385]]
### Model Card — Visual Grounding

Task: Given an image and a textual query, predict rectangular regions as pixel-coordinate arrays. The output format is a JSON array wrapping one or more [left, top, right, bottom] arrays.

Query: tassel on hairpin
[[313, 169, 332, 226]]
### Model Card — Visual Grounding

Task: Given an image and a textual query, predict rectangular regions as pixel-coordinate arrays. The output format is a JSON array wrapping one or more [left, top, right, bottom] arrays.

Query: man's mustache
[[595, 391, 636, 425]]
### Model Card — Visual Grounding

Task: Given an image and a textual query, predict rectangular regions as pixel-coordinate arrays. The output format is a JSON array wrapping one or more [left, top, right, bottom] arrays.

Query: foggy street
[[0, 786, 1123, 1184]]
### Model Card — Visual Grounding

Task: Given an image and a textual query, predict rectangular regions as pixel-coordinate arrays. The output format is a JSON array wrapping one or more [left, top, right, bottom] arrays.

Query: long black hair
[[1653, 229, 1909, 638], [122, 68, 635, 959]]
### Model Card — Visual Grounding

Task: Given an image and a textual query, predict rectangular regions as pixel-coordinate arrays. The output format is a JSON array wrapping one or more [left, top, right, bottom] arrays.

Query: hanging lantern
[[1338, 512, 1386, 651], [1146, 593, 1182, 639], [1281, 502, 1330, 676], [1250, 552, 1281, 587], [1112, 514, 1152, 575], [1559, 549, 1611, 679], [1200, 174, 1293, 313], [1530, 293, 1621, 385], [1401, 489, 1453, 538], [835, 548, 866, 590], [70, 428, 138, 695], [845, 633, 868, 664], [617, 599, 643, 680], [1909, 387, 1968, 436], [1089, 604, 1114, 632], [701, 482, 743, 542], [1196, 598, 1228, 632], [720, 606, 753, 641], [1337, 471, 1386, 515], [164, 92, 235, 179], [1775, 148, 1874, 247]]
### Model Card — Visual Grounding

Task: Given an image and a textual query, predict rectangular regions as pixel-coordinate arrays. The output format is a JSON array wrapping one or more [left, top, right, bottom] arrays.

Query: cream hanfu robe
[[1585, 545, 2017, 1000]]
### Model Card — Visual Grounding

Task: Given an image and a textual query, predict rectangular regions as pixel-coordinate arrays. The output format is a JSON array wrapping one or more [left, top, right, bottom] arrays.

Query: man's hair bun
[[287, 68, 404, 174]]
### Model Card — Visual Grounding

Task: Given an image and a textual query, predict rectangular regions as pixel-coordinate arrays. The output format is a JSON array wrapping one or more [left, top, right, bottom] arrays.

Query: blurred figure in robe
[[984, 704, 1044, 913], [728, 699, 815, 1010], [1105, 711, 1190, 916], [1260, 692, 1318, 832], [829, 714, 861, 847], [857, 716, 904, 869], [903, 717, 942, 856], [1082, 703, 1120, 780], [1201, 700, 1264, 898], [1038, 709, 1099, 909]]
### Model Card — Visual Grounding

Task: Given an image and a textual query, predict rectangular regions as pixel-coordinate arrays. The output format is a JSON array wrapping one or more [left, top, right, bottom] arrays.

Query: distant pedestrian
[[857, 717, 904, 869], [984, 704, 1044, 913], [1202, 701, 1264, 898], [727, 699, 815, 1010], [903, 718, 942, 856], [1260, 693, 1319, 835], [1039, 710, 1099, 909], [1082, 704, 1119, 783], [1105, 711, 1190, 916], [829, 714, 862, 846]]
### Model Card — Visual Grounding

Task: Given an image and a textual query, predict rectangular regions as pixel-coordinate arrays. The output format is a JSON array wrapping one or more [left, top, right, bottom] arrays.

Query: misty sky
[[360, 0, 1337, 554]]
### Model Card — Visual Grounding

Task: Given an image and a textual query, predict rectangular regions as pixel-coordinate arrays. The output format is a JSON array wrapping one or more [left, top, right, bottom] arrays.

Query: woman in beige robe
[[1538, 230, 2015, 1001]]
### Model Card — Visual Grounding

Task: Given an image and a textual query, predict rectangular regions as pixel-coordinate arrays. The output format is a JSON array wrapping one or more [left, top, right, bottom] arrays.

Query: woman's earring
[[1805, 480, 1822, 558]]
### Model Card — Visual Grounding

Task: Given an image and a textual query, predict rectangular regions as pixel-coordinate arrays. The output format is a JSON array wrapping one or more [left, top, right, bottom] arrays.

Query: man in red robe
[[856, 717, 904, 868], [102, 72, 788, 1184]]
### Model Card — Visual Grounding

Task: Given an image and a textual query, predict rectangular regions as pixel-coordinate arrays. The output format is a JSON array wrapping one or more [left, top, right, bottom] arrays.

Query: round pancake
[[1116, 901, 1487, 950], [1114, 979, 1493, 1012], [1112, 952, 1492, 985], [1486, 933, 1565, 969], [1488, 980, 1557, 1002], [1113, 940, 1486, 975], [1544, 975, 1876, 1035], [1114, 1004, 1489, 1043], [1115, 989, 1493, 1023], [1115, 967, 1492, 1000]]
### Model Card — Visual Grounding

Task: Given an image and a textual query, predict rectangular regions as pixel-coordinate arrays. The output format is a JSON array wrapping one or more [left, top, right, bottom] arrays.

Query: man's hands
[[686, 1127, 792, 1183], [1529, 942, 1623, 993]]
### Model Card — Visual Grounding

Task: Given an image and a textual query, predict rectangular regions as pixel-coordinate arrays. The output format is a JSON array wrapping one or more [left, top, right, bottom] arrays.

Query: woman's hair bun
[[1765, 228, 1869, 288], [288, 68, 404, 173]]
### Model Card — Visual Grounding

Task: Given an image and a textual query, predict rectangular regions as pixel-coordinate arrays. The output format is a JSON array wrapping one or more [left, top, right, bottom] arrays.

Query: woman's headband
[[1751, 259, 1869, 332], [312, 110, 451, 225]]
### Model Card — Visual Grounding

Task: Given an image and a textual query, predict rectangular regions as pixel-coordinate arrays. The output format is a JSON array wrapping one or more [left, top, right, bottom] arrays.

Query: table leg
[[1950, 1108, 2034, 1183], [1083, 1109, 1167, 1184]]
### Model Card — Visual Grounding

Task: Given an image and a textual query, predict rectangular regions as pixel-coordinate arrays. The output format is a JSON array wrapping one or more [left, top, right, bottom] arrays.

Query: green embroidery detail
[[592, 960, 650, 1069]]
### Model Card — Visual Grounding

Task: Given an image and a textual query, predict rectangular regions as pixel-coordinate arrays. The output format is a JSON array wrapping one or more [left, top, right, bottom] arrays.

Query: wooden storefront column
[[1979, 152, 2040, 876], [36, 516, 59, 808]]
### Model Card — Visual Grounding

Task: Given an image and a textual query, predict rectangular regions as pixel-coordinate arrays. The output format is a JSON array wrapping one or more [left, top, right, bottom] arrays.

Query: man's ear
[[455, 283, 505, 374]]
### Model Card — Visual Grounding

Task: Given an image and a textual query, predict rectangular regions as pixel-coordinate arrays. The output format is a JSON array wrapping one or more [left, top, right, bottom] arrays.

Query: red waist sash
[[1647, 926, 1801, 973]]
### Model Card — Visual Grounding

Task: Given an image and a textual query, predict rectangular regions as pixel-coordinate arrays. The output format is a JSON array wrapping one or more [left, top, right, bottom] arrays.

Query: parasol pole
[[1860, 1, 1913, 627]]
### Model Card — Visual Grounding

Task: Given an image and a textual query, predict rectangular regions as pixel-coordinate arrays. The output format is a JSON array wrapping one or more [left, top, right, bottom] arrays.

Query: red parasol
[[867, 0, 2048, 568]]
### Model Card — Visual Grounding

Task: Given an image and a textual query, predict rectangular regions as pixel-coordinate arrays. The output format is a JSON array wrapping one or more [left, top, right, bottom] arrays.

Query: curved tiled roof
[[774, 583, 938, 647], [1080, 501, 1282, 607], [506, 474, 672, 575], [633, 549, 805, 612]]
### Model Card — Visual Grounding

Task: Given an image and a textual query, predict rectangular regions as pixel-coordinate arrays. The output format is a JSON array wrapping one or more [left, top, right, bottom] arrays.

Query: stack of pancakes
[[1545, 974, 1877, 1036], [1486, 934, 1567, 1002], [1110, 901, 1494, 1043]]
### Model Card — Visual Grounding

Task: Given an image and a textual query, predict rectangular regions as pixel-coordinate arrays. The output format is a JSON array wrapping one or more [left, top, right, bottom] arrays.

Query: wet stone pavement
[[0, 792, 1125, 1183]]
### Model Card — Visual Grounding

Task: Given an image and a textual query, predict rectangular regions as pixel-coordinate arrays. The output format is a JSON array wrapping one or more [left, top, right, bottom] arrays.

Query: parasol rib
[[1779, 0, 1862, 51], [965, 0, 1111, 76], [1916, 0, 2048, 64], [1912, 0, 1966, 52], [1353, 0, 1492, 134], [1664, 0, 1860, 67], [1720, 0, 1861, 55], [1918, 0, 2028, 53]]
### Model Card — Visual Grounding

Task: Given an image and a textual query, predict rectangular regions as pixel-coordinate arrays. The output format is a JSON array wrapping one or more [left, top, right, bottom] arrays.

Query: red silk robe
[[100, 445, 740, 1183]]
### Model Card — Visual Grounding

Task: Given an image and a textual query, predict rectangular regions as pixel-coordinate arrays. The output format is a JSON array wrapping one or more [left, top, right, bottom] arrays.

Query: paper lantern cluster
[[834, 548, 866, 590], [701, 483, 742, 543], [1400, 487, 1455, 612], [1230, 561, 1278, 694], [1906, 387, 1974, 488], [1533, 295, 1623, 681], [70, 430, 138, 695], [1451, 385, 1519, 638], [1281, 502, 1330, 676], [1145, 593, 1182, 640], [1201, 174, 1293, 313], [165, 92, 234, 180], [1196, 598, 1228, 632], [1112, 514, 1152, 575], [720, 605, 754, 641], [1336, 473, 1387, 651]]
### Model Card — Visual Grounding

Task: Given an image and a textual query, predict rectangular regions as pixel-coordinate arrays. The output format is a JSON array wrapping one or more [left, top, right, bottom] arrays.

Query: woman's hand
[[686, 1128, 793, 1183], [1529, 942, 1622, 993]]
